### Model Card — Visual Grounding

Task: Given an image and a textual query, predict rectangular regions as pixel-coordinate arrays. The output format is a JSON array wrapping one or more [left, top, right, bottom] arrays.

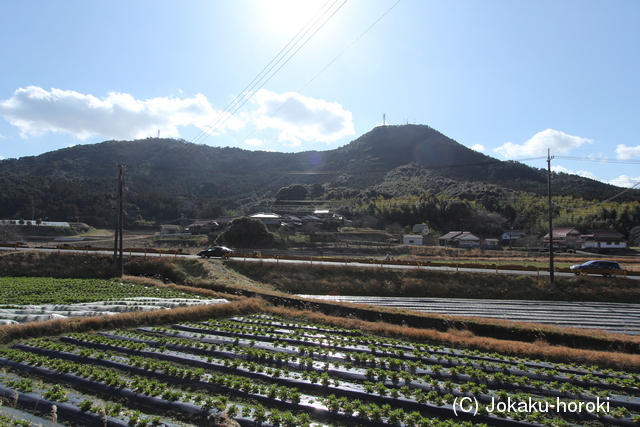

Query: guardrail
[[52, 245, 183, 256], [0, 243, 26, 250]]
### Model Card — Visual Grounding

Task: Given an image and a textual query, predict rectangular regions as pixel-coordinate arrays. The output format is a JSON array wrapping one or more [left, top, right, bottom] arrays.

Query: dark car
[[569, 260, 623, 277], [197, 246, 234, 259]]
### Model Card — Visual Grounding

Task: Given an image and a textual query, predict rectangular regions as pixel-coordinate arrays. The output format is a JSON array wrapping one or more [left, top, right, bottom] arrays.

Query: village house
[[300, 215, 323, 226], [250, 212, 282, 226], [403, 234, 423, 245], [214, 216, 236, 228], [501, 230, 526, 242], [438, 231, 481, 248], [313, 209, 344, 220], [483, 238, 501, 250], [543, 227, 582, 248], [579, 229, 628, 252], [543, 227, 628, 252], [281, 215, 302, 227], [412, 224, 430, 235]]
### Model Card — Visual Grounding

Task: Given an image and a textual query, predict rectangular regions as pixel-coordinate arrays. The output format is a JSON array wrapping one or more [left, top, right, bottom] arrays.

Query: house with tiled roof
[[501, 230, 526, 241], [579, 229, 627, 251], [250, 213, 282, 226], [438, 231, 481, 248], [542, 227, 582, 248]]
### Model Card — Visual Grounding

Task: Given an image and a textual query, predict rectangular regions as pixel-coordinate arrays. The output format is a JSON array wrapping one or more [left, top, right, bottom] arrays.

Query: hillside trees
[[2, 127, 640, 235], [550, 200, 640, 236], [630, 226, 640, 246], [336, 191, 640, 239]]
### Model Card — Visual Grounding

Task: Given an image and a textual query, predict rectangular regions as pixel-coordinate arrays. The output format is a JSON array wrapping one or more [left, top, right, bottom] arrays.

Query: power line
[[133, 157, 503, 175], [189, 0, 348, 146], [555, 155, 640, 165], [238, 0, 402, 146]]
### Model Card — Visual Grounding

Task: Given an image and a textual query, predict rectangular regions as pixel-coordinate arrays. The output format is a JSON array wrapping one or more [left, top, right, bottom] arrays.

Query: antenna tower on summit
[[382, 113, 386, 126]]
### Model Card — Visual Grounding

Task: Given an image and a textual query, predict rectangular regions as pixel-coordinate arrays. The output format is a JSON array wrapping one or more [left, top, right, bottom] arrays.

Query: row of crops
[[0, 313, 638, 426], [0, 278, 214, 306], [0, 277, 227, 324]]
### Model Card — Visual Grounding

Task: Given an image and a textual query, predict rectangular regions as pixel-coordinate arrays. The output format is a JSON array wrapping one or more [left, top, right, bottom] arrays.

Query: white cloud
[[577, 170, 597, 180], [0, 86, 244, 140], [250, 89, 355, 147], [609, 175, 640, 188], [470, 144, 485, 152], [551, 165, 570, 174], [551, 165, 597, 180], [244, 138, 264, 147], [0, 86, 356, 148], [494, 129, 593, 158], [616, 144, 640, 160]]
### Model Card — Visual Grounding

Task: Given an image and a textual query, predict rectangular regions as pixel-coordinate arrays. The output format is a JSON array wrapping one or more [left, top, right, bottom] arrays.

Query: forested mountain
[[1, 124, 639, 237]]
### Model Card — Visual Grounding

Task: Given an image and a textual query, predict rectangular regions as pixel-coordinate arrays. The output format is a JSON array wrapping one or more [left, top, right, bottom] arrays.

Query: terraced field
[[0, 314, 638, 426]]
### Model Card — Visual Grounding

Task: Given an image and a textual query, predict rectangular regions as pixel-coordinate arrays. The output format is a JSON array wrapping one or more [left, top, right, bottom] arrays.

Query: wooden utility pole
[[547, 150, 555, 289], [113, 163, 124, 278]]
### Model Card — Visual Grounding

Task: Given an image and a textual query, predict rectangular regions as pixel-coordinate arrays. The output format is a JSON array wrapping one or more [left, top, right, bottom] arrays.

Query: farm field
[[0, 313, 638, 427], [0, 277, 228, 324], [297, 295, 640, 335], [2, 252, 640, 426]]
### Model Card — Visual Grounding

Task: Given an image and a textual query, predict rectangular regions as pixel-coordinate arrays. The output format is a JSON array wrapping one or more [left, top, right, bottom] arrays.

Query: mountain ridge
[[0, 125, 637, 229]]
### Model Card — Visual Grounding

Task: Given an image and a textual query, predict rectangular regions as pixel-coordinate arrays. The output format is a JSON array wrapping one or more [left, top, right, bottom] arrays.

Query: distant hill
[[0, 124, 637, 228]]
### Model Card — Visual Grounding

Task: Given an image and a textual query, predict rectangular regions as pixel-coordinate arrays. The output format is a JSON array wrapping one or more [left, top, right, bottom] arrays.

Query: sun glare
[[256, 0, 332, 40]]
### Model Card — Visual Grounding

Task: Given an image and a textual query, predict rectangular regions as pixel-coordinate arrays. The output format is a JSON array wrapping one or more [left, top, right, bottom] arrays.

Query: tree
[[216, 217, 278, 248], [275, 184, 308, 201], [0, 224, 21, 243], [629, 226, 640, 247], [470, 209, 507, 237]]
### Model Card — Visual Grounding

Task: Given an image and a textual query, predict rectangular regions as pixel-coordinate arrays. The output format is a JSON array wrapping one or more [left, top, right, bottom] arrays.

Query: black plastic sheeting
[[0, 383, 129, 427], [0, 357, 222, 423], [9, 345, 556, 427]]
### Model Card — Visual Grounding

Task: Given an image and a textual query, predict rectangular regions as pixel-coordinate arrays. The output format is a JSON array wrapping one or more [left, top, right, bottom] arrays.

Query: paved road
[[4, 246, 639, 279], [297, 295, 640, 335]]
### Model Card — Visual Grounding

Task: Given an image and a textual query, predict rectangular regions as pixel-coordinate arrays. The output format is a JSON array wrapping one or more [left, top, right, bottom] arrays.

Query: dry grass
[[0, 298, 265, 344], [227, 261, 640, 303], [122, 275, 245, 301]]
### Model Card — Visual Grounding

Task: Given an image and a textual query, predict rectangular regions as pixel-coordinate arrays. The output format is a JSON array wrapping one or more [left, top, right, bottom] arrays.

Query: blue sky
[[1, 0, 639, 188]]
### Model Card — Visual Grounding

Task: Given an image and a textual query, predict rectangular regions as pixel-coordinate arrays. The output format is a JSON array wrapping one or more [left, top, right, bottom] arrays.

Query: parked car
[[569, 260, 623, 277], [197, 246, 234, 259]]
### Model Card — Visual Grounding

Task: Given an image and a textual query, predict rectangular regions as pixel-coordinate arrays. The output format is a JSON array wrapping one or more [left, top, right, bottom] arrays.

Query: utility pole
[[547, 149, 555, 289], [113, 163, 124, 278]]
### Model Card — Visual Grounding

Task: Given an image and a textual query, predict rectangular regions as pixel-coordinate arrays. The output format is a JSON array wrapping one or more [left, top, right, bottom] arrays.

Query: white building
[[438, 231, 481, 248], [580, 230, 627, 251], [403, 234, 423, 245], [250, 213, 282, 226]]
